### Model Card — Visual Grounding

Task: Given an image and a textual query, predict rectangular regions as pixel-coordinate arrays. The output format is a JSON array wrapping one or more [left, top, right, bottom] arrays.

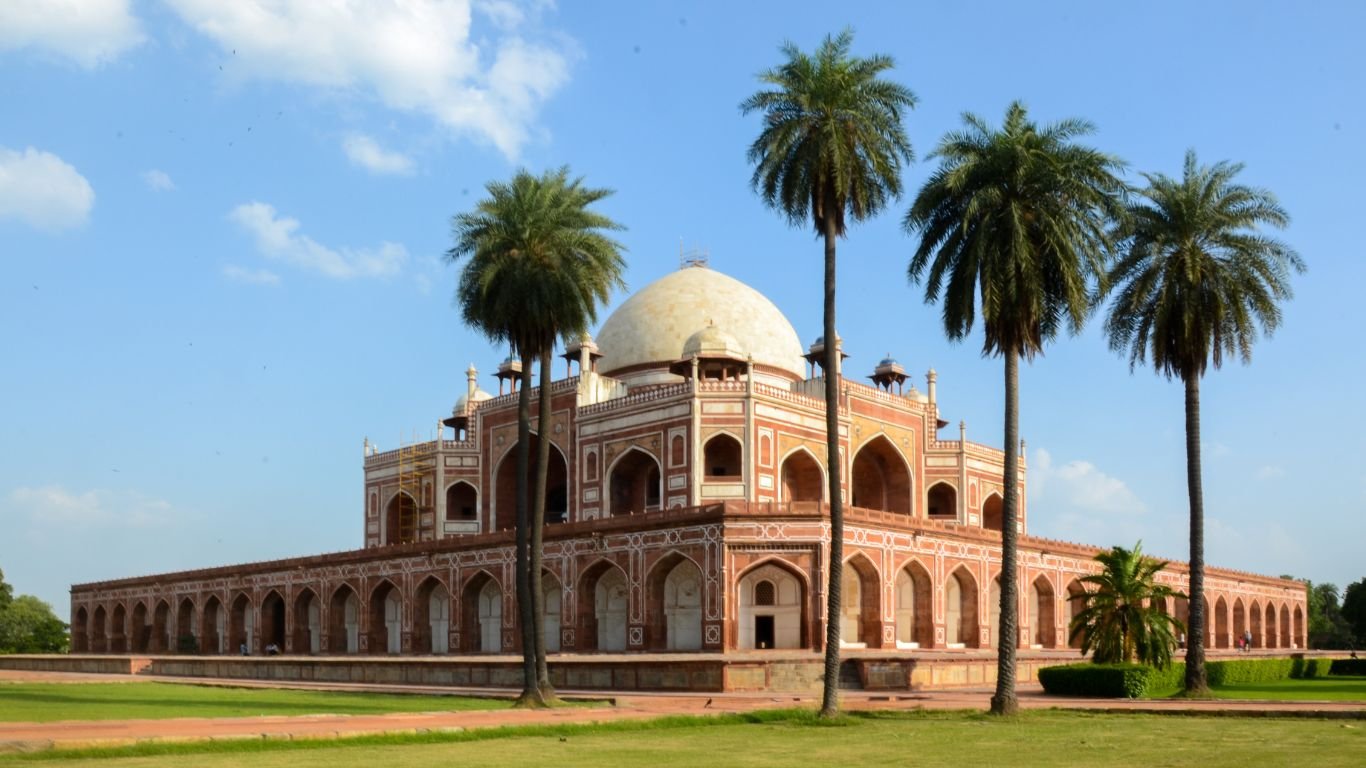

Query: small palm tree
[[449, 167, 626, 705], [1102, 150, 1303, 693], [905, 102, 1125, 714], [742, 29, 916, 718], [1070, 543, 1185, 668]]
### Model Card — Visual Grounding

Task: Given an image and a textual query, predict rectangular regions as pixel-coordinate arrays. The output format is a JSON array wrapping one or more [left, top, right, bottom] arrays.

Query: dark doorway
[[755, 615, 775, 650]]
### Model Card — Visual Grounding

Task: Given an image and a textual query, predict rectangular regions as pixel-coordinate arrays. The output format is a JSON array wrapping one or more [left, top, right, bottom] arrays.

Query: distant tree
[[1306, 581, 1355, 649], [1102, 150, 1303, 693], [0, 568, 13, 611], [1070, 543, 1184, 668], [0, 595, 68, 654], [907, 101, 1125, 713], [1341, 579, 1366, 647], [742, 28, 916, 718]]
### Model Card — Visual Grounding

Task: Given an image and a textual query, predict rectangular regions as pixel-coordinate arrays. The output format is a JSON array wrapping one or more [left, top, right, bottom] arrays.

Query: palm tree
[[1070, 543, 1185, 668], [449, 167, 626, 705], [1102, 150, 1303, 694], [742, 29, 916, 718], [905, 102, 1125, 714]]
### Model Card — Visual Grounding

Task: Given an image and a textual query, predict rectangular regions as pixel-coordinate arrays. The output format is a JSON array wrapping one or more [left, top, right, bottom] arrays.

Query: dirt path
[[1, 670, 1362, 753]]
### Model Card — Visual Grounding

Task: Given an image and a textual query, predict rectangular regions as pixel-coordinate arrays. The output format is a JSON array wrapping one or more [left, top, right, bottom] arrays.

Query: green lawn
[[0, 682, 509, 722], [1211, 675, 1366, 702], [1, 710, 1361, 767]]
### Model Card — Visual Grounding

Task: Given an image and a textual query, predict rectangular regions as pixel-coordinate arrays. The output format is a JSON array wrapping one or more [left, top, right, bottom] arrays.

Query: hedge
[[1039, 656, 1342, 698]]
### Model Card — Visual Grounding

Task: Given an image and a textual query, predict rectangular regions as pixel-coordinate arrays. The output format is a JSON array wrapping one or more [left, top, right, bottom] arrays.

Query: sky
[[2, 1, 1362, 616]]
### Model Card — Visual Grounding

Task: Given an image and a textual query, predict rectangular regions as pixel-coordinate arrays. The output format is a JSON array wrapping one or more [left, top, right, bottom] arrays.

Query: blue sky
[[2, 1, 1362, 615]]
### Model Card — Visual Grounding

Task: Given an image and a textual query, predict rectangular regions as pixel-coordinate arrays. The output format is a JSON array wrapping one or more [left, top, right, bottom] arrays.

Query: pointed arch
[[541, 569, 564, 653], [578, 558, 630, 651], [1265, 602, 1278, 649], [927, 482, 958, 520], [493, 435, 570, 529], [736, 559, 808, 650], [989, 575, 1003, 649], [292, 588, 320, 655], [110, 603, 128, 653], [413, 576, 451, 654], [981, 492, 1004, 532], [606, 447, 662, 516], [944, 566, 979, 647], [150, 599, 172, 653], [368, 579, 403, 654], [850, 435, 912, 515], [702, 432, 743, 478], [1249, 600, 1263, 648], [841, 552, 882, 647], [258, 590, 285, 653], [1232, 597, 1247, 648], [779, 447, 824, 505], [444, 481, 478, 522], [200, 596, 223, 654], [175, 598, 195, 654], [645, 551, 703, 650], [72, 607, 90, 653], [384, 491, 419, 546], [1279, 604, 1291, 649], [1030, 574, 1056, 648], [328, 583, 360, 654], [894, 558, 933, 648], [91, 605, 108, 653], [130, 601, 150, 653], [460, 570, 502, 653], [1214, 595, 1230, 649], [1066, 579, 1087, 649], [1293, 605, 1304, 649], [229, 592, 253, 654]]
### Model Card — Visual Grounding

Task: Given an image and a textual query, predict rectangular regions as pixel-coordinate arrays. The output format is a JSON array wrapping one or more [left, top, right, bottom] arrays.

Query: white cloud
[[165, 0, 572, 157], [229, 201, 407, 279], [141, 169, 176, 191], [9, 485, 174, 529], [0, 0, 144, 68], [221, 264, 281, 285], [1031, 448, 1146, 516], [0, 146, 94, 231], [342, 134, 414, 175]]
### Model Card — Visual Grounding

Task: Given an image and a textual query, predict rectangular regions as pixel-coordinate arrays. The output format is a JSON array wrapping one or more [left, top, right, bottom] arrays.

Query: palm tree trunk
[[514, 356, 543, 707], [532, 347, 557, 701], [819, 214, 843, 719], [990, 351, 1020, 715], [1183, 373, 1209, 695]]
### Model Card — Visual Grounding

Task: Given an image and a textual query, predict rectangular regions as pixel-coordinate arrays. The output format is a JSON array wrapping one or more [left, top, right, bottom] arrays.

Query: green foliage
[[1068, 542, 1184, 668], [1306, 580, 1357, 649], [740, 28, 917, 237], [1342, 579, 1366, 645], [0, 567, 13, 611], [176, 634, 199, 653], [1038, 663, 1179, 698], [0, 594, 68, 654], [1329, 659, 1366, 675]]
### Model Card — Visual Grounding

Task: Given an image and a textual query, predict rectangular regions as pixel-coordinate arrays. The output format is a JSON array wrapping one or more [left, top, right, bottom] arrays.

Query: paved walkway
[[1, 669, 1362, 753]]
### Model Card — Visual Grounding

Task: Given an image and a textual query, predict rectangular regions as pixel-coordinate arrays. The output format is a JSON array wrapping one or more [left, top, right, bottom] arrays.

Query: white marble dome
[[595, 266, 806, 384]]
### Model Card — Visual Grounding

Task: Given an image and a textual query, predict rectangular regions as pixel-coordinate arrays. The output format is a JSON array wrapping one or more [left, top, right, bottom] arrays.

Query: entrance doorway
[[754, 615, 775, 649]]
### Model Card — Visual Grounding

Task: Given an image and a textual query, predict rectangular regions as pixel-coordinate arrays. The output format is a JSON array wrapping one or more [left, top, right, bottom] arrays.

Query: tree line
[[0, 567, 67, 654]]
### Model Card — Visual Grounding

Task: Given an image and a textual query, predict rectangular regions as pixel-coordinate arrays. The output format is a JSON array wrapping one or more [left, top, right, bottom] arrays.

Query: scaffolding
[[393, 431, 435, 544]]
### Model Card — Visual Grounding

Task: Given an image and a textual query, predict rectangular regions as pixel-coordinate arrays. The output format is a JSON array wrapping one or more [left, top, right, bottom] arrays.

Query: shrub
[[1038, 663, 1180, 699], [1206, 658, 1293, 685], [1329, 658, 1366, 676], [176, 634, 198, 653]]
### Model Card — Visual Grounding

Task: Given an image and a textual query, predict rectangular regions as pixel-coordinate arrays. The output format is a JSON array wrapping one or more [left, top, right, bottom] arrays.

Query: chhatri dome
[[594, 264, 806, 386]]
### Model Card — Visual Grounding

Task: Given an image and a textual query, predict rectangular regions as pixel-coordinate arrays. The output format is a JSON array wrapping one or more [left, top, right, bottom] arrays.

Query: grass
[[0, 682, 510, 722], [1210, 676, 1366, 702], [0, 709, 1361, 767]]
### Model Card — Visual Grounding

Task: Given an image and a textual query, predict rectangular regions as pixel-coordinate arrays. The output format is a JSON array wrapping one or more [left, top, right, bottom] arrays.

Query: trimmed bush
[[1329, 658, 1366, 676], [1038, 663, 1180, 699], [1206, 657, 1293, 685]]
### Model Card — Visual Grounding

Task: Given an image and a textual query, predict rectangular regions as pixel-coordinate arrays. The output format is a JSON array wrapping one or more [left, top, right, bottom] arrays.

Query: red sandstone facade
[[69, 266, 1307, 660]]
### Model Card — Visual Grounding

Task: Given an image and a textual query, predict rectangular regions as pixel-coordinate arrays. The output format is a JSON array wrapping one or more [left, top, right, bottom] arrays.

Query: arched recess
[[1067, 580, 1088, 649], [148, 601, 171, 653], [368, 580, 403, 654], [989, 576, 1003, 649], [1030, 575, 1057, 648], [328, 584, 360, 654], [850, 436, 912, 515], [292, 589, 321, 654], [229, 593, 253, 654], [578, 560, 629, 651], [445, 482, 478, 522], [1214, 596, 1230, 649], [1293, 605, 1304, 648], [703, 433, 743, 478], [175, 598, 195, 653], [72, 607, 89, 653], [414, 577, 451, 654], [1265, 603, 1279, 649], [110, 604, 127, 653], [779, 448, 823, 505], [493, 436, 570, 529], [645, 552, 703, 650], [91, 606, 107, 653], [1279, 605, 1291, 649], [260, 591, 286, 653], [385, 492, 419, 546], [1174, 596, 1190, 646], [944, 567, 979, 647], [982, 493, 1004, 532], [1232, 598, 1247, 647], [927, 482, 958, 520], [460, 571, 502, 653], [200, 597, 223, 654], [542, 570, 563, 653], [1249, 600, 1263, 648], [607, 448, 661, 516], [840, 554, 882, 647], [737, 560, 807, 650], [130, 602, 150, 653], [894, 560, 934, 648], [1202, 597, 1213, 646]]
